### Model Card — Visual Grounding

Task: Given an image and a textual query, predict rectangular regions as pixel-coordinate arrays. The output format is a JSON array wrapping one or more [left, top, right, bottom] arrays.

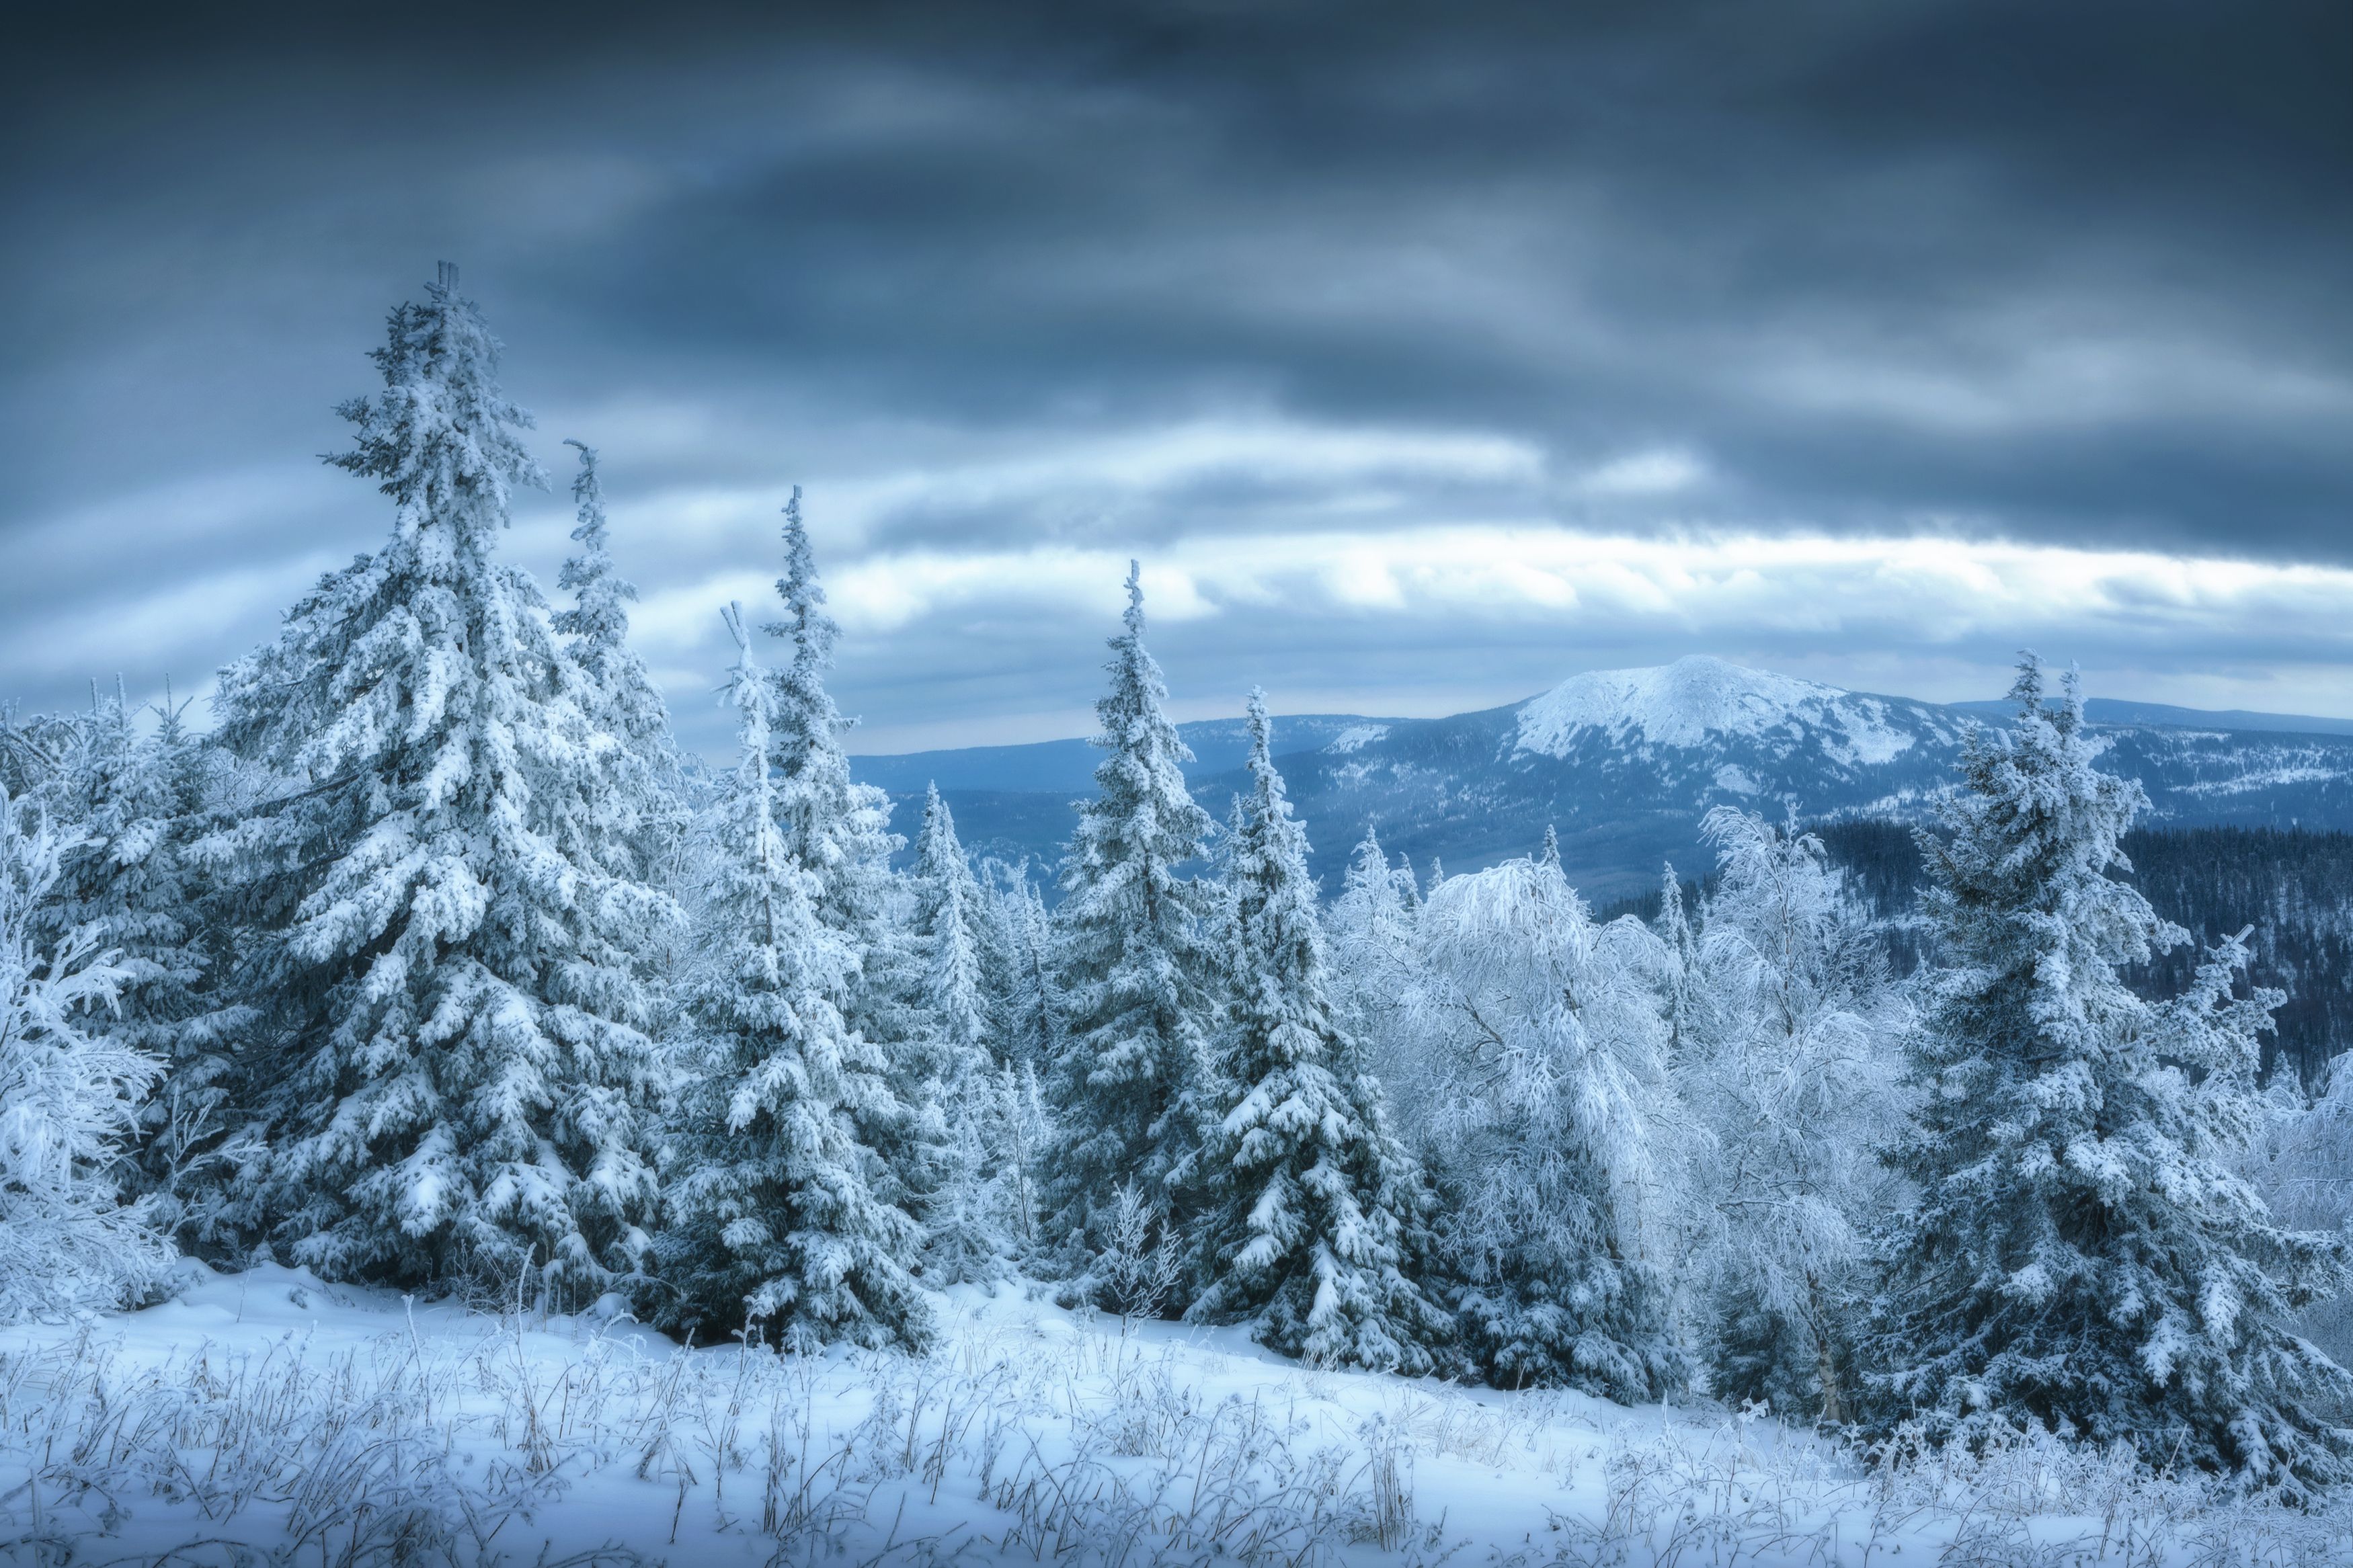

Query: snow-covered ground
[[3, 1263, 2349, 1567]]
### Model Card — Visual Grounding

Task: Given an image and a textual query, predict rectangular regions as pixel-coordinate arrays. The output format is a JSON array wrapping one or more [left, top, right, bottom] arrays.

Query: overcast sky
[[5, 1, 2348, 755]]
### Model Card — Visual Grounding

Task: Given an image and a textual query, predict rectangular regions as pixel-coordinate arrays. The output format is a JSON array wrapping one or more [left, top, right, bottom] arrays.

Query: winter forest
[[7, 272, 2353, 1566]]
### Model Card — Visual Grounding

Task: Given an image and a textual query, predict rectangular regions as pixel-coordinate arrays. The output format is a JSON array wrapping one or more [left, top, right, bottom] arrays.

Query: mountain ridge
[[852, 657, 2353, 899]]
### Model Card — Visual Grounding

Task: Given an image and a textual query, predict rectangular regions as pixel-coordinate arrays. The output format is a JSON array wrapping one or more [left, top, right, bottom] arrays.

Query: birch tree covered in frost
[[1188, 692, 1443, 1370], [1042, 563, 1222, 1298], [654, 606, 930, 1349], [1683, 806, 1909, 1423], [0, 787, 173, 1322], [1866, 655, 2353, 1495], [204, 266, 672, 1302], [1410, 851, 1689, 1399]]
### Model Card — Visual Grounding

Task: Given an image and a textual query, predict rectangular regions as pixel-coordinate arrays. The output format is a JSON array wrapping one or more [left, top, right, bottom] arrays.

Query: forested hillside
[[1817, 820, 2353, 1085], [9, 273, 2353, 1563], [862, 663, 2353, 904]]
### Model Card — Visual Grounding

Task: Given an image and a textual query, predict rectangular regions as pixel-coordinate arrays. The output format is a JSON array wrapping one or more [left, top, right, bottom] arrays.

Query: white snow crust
[[1514, 655, 1915, 764], [7, 1261, 2342, 1563]]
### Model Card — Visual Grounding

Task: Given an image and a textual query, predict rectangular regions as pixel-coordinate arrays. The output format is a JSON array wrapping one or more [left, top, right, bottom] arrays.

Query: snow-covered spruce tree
[[910, 784, 1011, 1282], [1685, 806, 1909, 1424], [553, 440, 687, 891], [1041, 563, 1222, 1298], [205, 266, 670, 1303], [989, 866, 1063, 1071], [1188, 692, 1443, 1370], [762, 492, 942, 1212], [36, 687, 248, 1243], [1326, 827, 1425, 1096], [1410, 854, 1689, 1399], [653, 606, 930, 1349], [0, 786, 173, 1321], [1864, 656, 2353, 1493], [913, 784, 990, 1059], [975, 862, 1061, 1255], [1651, 863, 1702, 1062]]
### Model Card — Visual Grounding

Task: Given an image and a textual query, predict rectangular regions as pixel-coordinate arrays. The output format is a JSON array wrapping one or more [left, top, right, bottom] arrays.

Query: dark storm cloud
[[2, 0, 2347, 746]]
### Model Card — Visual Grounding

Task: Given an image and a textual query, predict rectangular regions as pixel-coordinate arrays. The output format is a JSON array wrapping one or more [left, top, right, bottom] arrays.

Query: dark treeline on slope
[[6, 270, 2353, 1501], [1815, 819, 2353, 1087]]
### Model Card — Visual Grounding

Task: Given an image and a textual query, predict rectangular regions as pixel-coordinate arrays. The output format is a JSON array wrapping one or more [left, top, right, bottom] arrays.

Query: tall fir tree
[[912, 784, 990, 1057], [1042, 563, 1222, 1295], [1189, 692, 1443, 1370], [1866, 655, 2353, 1493], [203, 266, 670, 1301], [1652, 863, 1700, 1059], [762, 492, 943, 1211], [909, 784, 1009, 1282], [1325, 826, 1425, 1100], [653, 606, 930, 1348], [990, 867, 1062, 1071], [552, 440, 687, 892]]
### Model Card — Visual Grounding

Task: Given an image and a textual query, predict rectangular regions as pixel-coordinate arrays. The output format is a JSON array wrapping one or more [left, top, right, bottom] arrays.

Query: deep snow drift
[[3, 1263, 2349, 1567]]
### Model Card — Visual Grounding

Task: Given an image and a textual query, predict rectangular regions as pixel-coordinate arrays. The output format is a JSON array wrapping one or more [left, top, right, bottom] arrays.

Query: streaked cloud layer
[[3, 1, 2346, 753]]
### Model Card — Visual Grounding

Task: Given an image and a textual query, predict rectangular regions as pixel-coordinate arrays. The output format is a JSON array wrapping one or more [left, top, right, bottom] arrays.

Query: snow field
[[5, 1264, 2351, 1567]]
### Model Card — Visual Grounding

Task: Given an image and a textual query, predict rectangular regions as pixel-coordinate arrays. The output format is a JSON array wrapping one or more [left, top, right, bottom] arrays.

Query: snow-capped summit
[[856, 656, 2353, 903], [1513, 655, 1919, 764]]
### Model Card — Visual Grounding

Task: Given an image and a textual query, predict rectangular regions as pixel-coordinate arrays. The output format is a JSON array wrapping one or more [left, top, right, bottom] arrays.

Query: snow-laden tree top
[[327, 260, 545, 524]]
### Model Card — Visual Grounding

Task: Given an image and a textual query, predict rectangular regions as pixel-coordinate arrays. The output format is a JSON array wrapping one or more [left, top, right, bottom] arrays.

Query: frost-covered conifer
[[1189, 693, 1442, 1370], [0, 787, 173, 1321], [907, 785, 1014, 1280], [37, 688, 247, 1241], [1042, 563, 1222, 1294], [1652, 864, 1702, 1061], [1866, 656, 2353, 1493], [1411, 854, 1687, 1399], [1685, 807, 1907, 1423], [204, 267, 670, 1301], [913, 785, 990, 1056], [990, 868, 1062, 1071], [654, 606, 930, 1348], [553, 440, 687, 889], [1326, 829, 1428, 1106], [762, 493, 941, 1208], [764, 491, 903, 975]]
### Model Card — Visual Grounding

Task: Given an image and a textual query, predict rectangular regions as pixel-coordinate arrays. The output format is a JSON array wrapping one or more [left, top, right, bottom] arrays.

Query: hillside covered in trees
[[7, 274, 2353, 1561]]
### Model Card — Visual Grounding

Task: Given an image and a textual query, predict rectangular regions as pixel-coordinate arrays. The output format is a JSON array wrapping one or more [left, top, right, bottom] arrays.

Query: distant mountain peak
[[1513, 655, 1919, 762]]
